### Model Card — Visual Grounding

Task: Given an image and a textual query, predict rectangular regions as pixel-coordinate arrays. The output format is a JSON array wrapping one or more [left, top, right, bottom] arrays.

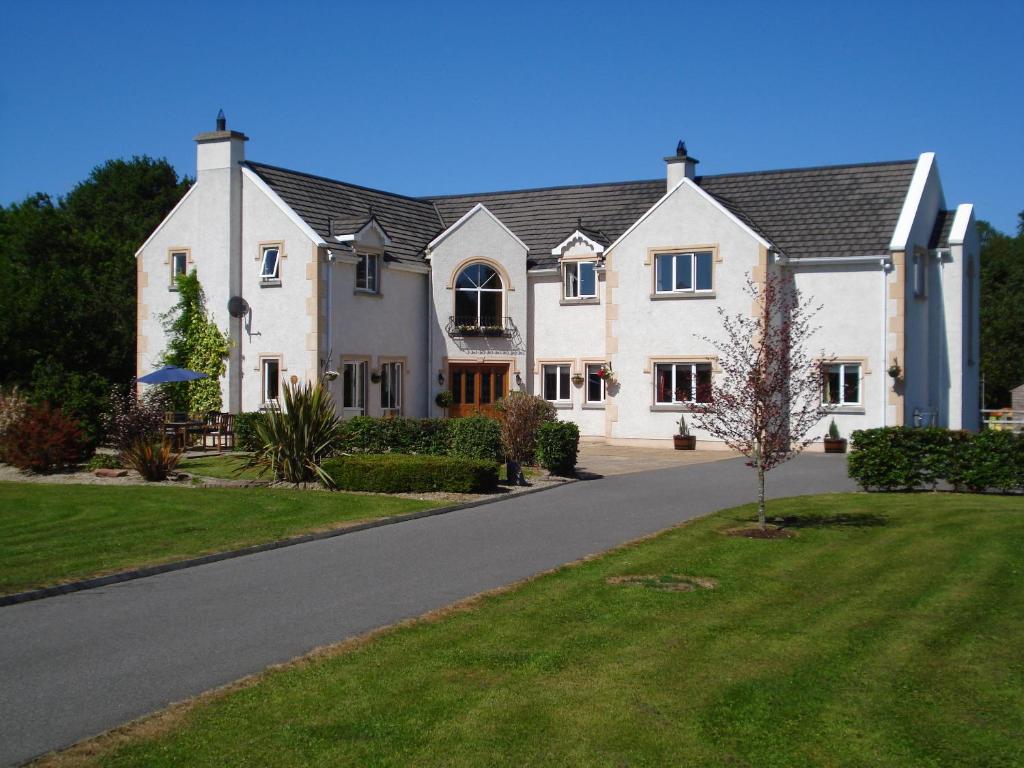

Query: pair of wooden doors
[[449, 364, 508, 418]]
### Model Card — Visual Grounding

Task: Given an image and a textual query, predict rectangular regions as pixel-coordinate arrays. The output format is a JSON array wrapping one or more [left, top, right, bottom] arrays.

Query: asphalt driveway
[[0, 454, 856, 765]]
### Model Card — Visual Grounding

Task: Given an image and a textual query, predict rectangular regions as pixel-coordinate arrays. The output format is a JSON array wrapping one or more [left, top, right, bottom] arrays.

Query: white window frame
[[170, 250, 188, 286], [356, 253, 379, 293], [822, 362, 862, 407], [655, 251, 713, 294], [454, 263, 504, 327], [563, 261, 597, 299], [260, 245, 280, 281], [342, 360, 367, 416], [585, 363, 606, 404], [380, 361, 402, 414], [654, 362, 712, 405], [261, 358, 281, 406], [542, 363, 572, 403]]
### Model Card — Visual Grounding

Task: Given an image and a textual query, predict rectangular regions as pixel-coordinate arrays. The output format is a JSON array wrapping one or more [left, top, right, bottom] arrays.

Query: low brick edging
[[0, 479, 575, 609]]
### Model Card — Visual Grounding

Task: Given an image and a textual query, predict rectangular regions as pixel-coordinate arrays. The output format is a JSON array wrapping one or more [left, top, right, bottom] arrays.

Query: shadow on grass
[[772, 512, 888, 529]]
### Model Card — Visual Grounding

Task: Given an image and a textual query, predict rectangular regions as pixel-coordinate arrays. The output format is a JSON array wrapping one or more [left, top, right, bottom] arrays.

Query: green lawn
[[0, 483, 441, 595], [70, 493, 1023, 767], [178, 453, 262, 480]]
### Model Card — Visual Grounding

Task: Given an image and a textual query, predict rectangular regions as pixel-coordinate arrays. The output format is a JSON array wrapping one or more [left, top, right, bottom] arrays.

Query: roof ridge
[[698, 158, 918, 181], [243, 160, 433, 205]]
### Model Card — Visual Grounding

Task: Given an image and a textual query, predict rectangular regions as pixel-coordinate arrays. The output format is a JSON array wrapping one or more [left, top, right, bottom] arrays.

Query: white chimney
[[665, 140, 699, 190]]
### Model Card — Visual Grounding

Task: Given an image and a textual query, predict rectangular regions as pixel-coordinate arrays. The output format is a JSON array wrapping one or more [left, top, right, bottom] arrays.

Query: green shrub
[[957, 430, 1021, 493], [242, 381, 340, 487], [234, 411, 268, 452], [2, 403, 91, 472], [448, 415, 502, 462], [87, 452, 123, 470], [536, 421, 580, 476], [336, 416, 451, 456], [848, 428, 923, 491], [322, 454, 498, 494]]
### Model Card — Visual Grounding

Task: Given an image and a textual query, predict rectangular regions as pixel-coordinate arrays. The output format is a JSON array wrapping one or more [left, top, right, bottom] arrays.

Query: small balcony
[[445, 316, 513, 338]]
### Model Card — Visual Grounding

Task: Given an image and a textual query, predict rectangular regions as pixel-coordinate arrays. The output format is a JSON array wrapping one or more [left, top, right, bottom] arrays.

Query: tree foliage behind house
[[0, 157, 191, 436], [979, 212, 1024, 407]]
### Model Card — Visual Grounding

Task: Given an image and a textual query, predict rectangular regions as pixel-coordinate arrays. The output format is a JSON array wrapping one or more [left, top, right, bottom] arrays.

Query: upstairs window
[[655, 251, 713, 294], [170, 250, 188, 286], [260, 246, 280, 281], [356, 253, 379, 293], [563, 261, 597, 299], [823, 363, 861, 407], [655, 362, 712, 404], [454, 263, 503, 327]]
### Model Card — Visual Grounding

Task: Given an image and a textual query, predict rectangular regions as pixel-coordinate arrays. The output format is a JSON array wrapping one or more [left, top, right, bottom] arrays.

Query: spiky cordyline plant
[[243, 379, 340, 488], [689, 273, 831, 529]]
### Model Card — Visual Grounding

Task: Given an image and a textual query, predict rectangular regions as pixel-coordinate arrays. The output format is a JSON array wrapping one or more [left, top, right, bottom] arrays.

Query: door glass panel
[[464, 370, 475, 404], [452, 370, 463, 404], [480, 371, 492, 404], [495, 371, 505, 399]]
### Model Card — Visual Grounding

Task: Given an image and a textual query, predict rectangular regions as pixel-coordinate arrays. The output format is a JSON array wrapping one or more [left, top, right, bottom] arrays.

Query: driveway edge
[[0, 479, 574, 608]]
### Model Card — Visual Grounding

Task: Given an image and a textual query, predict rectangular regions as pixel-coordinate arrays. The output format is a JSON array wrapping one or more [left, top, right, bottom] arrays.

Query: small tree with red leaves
[[689, 273, 830, 529]]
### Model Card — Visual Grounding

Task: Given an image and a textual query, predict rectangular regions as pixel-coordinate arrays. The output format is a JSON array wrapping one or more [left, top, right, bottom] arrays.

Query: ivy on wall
[[160, 270, 230, 413]]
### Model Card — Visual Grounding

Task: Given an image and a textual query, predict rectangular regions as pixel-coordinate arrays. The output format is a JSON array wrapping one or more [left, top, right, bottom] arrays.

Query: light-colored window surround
[[585, 362, 606, 405], [168, 249, 190, 289], [260, 357, 282, 407], [823, 362, 863, 408], [652, 360, 713, 410], [379, 359, 404, 415], [341, 358, 369, 416], [563, 260, 598, 300], [540, 362, 572, 406], [647, 245, 719, 297], [258, 242, 284, 285], [453, 261, 504, 328], [355, 252, 380, 294]]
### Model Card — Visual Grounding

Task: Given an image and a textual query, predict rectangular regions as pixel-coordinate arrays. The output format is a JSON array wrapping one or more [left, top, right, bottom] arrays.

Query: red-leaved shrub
[[2, 403, 89, 472]]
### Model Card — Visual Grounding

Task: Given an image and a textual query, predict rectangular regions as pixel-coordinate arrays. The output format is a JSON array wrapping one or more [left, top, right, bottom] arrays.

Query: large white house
[[136, 115, 981, 447]]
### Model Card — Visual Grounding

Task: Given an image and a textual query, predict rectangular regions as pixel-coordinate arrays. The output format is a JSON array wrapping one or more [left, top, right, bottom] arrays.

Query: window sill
[[825, 406, 866, 415], [650, 291, 716, 301], [546, 401, 573, 410], [560, 297, 600, 306], [650, 404, 703, 412], [354, 289, 382, 298], [582, 403, 605, 410], [168, 285, 179, 292], [260, 279, 282, 288]]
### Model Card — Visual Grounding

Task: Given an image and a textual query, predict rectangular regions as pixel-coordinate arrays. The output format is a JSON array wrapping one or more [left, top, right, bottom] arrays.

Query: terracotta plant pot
[[823, 438, 847, 454], [673, 435, 696, 450]]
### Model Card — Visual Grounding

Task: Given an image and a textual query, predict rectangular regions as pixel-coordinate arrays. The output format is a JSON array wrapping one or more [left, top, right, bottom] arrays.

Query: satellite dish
[[227, 296, 250, 318]]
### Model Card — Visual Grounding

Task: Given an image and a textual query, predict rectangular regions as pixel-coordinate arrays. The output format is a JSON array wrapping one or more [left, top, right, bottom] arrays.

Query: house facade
[[136, 116, 981, 447]]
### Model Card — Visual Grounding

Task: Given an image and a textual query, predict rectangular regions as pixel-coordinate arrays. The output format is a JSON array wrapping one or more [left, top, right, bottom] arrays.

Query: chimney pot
[[216, 109, 226, 131]]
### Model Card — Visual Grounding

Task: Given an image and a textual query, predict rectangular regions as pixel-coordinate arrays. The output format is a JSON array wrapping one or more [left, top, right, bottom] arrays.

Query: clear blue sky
[[2, 0, 1021, 233]]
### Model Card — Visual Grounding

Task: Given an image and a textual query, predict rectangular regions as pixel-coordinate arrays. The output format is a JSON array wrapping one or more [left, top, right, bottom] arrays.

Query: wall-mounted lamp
[[437, 372, 445, 386], [515, 372, 524, 388]]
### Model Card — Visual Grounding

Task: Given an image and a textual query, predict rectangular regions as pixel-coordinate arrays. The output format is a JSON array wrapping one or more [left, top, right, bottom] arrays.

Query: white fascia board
[[242, 166, 327, 247], [888, 152, 935, 252], [426, 203, 529, 252], [550, 229, 605, 256], [606, 177, 772, 255], [528, 267, 560, 276], [948, 203, 975, 246], [134, 184, 198, 256], [780, 254, 890, 267]]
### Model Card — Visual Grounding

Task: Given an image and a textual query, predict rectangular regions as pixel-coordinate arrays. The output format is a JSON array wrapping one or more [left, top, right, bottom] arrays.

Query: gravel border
[[0, 478, 574, 608]]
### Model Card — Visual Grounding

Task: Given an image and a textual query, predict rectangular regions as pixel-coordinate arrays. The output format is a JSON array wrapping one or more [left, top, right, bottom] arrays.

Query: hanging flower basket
[[571, 373, 585, 386], [595, 364, 615, 384]]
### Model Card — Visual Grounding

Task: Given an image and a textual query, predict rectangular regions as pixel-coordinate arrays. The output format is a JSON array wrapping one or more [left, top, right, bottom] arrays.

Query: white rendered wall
[[528, 261, 607, 436], [606, 182, 765, 445], [426, 207, 529, 416]]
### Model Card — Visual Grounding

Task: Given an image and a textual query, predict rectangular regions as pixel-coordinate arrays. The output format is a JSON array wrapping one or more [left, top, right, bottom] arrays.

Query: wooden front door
[[449, 364, 508, 418]]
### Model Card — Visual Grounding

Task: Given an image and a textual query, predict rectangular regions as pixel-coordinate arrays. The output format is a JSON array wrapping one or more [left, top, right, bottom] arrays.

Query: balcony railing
[[445, 316, 513, 338]]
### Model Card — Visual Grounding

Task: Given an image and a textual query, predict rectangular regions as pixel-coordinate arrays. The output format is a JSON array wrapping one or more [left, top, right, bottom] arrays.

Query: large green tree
[[979, 212, 1024, 407], [0, 157, 191, 436]]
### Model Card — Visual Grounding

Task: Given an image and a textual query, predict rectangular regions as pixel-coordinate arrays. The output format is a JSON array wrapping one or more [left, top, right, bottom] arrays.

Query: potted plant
[[887, 358, 902, 381], [435, 390, 454, 409], [571, 372, 585, 386], [370, 369, 382, 384], [673, 414, 696, 450], [823, 418, 847, 453], [595, 364, 615, 385]]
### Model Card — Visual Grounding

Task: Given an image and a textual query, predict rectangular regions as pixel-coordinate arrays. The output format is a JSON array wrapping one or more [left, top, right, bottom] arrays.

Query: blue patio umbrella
[[137, 365, 210, 384]]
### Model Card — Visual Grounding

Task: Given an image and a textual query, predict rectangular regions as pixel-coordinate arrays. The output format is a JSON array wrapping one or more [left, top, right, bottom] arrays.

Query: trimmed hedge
[[848, 427, 1024, 493], [234, 411, 268, 452], [335, 416, 451, 456], [448, 415, 503, 463], [536, 421, 580, 476], [321, 454, 499, 494]]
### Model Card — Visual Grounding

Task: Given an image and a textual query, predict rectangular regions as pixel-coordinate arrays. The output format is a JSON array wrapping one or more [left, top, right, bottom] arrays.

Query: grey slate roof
[[243, 157, 919, 269], [929, 210, 955, 249]]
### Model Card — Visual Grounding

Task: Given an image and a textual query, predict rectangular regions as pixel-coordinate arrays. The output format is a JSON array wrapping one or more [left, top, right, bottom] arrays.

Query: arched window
[[454, 263, 503, 327]]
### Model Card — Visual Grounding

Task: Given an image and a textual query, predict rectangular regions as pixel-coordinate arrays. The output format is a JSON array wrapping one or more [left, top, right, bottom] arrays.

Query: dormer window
[[356, 253, 379, 293], [260, 245, 280, 281], [563, 261, 597, 300]]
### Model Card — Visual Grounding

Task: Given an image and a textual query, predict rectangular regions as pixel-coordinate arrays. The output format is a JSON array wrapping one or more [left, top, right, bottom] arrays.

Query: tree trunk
[[757, 461, 766, 530]]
